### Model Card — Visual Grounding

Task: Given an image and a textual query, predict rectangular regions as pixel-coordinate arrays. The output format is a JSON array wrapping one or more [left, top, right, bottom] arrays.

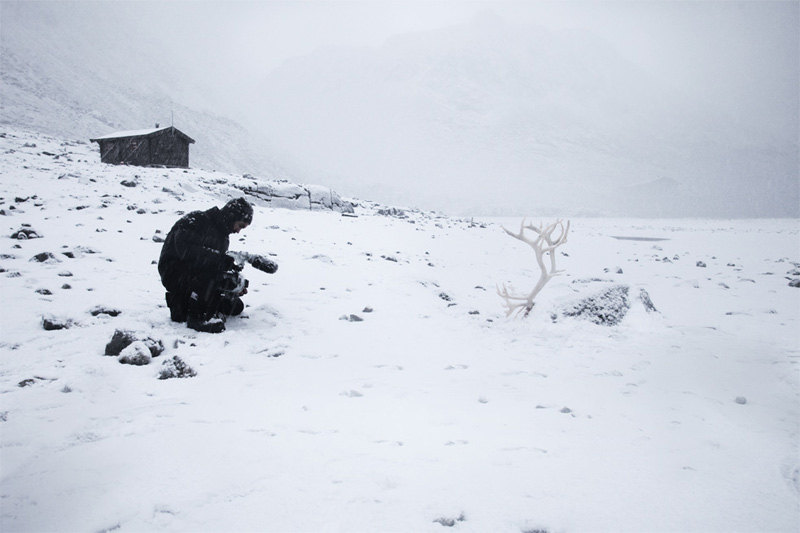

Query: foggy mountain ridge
[[1, 3, 796, 217], [250, 14, 798, 217]]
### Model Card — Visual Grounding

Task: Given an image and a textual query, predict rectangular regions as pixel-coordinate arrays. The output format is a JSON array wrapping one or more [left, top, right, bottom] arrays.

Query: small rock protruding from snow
[[104, 329, 164, 358], [41, 315, 72, 330], [11, 227, 41, 239], [118, 341, 152, 366], [30, 252, 60, 263]]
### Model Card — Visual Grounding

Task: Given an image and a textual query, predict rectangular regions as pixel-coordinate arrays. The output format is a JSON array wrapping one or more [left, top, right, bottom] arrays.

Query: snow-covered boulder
[[552, 283, 658, 326], [240, 180, 354, 213], [104, 329, 164, 359]]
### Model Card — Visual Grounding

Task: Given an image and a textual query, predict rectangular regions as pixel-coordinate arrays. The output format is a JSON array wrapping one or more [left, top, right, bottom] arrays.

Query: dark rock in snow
[[42, 315, 71, 330], [90, 306, 121, 317], [696, 261, 707, 268], [158, 356, 197, 379], [377, 207, 406, 218], [11, 227, 41, 239], [105, 330, 137, 355], [105, 329, 163, 357], [789, 279, 800, 288], [30, 252, 59, 263], [118, 342, 152, 366], [120, 179, 137, 187]]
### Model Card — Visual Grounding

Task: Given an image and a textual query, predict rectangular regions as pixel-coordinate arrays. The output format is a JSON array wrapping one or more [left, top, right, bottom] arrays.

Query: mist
[[1, 0, 797, 217]]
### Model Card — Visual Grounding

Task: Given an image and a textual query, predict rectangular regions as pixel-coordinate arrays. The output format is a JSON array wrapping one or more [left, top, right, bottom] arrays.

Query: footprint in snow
[[622, 383, 639, 396]]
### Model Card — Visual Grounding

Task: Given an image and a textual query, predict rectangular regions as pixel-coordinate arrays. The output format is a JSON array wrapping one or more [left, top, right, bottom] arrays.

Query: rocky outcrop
[[240, 180, 354, 213]]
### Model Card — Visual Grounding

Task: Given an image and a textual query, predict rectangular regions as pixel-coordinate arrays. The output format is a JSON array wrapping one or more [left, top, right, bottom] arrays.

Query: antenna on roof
[[171, 109, 174, 128]]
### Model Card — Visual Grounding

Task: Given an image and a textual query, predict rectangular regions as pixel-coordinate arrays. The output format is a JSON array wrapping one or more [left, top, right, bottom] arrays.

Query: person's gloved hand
[[249, 254, 278, 274], [222, 254, 236, 271]]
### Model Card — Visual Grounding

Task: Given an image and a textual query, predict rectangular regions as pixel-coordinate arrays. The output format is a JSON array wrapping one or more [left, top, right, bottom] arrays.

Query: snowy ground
[[1, 130, 798, 532]]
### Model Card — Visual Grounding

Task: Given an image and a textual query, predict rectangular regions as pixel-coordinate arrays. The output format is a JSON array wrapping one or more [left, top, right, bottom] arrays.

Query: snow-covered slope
[[0, 1, 286, 180], [1, 130, 799, 532]]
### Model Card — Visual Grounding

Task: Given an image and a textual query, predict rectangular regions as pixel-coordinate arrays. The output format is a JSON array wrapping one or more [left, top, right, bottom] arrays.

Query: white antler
[[497, 218, 570, 317]]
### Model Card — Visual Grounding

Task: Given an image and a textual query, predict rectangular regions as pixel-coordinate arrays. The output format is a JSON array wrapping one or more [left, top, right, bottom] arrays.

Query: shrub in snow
[[553, 284, 659, 326], [158, 356, 196, 379], [557, 285, 631, 326], [638, 288, 658, 313], [433, 513, 466, 527], [118, 341, 152, 366]]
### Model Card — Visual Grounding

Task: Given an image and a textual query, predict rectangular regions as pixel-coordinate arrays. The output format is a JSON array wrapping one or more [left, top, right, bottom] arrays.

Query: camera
[[219, 269, 248, 296]]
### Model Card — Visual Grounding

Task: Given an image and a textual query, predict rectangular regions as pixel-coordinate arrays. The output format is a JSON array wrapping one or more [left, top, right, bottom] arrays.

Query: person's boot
[[186, 313, 226, 333], [218, 296, 245, 317]]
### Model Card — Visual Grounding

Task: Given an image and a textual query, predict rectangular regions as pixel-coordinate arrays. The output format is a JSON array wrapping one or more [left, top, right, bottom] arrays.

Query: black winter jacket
[[158, 207, 232, 287]]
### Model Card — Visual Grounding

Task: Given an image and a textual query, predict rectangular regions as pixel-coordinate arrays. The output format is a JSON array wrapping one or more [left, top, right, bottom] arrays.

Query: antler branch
[[498, 219, 570, 317]]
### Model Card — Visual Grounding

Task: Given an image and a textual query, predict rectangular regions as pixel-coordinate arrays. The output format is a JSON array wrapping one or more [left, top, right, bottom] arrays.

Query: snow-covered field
[[1, 130, 798, 532]]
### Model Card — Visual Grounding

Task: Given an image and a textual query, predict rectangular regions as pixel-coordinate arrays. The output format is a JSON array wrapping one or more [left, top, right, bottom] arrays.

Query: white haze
[[0, 0, 797, 217]]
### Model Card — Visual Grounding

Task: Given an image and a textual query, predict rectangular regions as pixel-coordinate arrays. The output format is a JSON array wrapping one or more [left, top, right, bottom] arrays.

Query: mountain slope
[[0, 1, 285, 179], [249, 14, 798, 217]]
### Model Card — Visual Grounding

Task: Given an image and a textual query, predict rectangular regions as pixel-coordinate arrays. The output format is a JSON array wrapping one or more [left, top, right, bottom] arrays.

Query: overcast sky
[[114, 0, 796, 143], [4, 0, 798, 142]]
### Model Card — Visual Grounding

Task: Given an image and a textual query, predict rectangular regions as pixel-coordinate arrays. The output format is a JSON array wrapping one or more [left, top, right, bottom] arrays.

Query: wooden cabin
[[90, 126, 195, 168]]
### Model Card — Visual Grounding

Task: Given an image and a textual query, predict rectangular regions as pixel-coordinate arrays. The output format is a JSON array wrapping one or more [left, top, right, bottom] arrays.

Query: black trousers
[[162, 267, 243, 322]]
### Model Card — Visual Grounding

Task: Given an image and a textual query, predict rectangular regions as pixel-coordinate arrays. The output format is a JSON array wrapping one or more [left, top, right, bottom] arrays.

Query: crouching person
[[158, 197, 254, 333]]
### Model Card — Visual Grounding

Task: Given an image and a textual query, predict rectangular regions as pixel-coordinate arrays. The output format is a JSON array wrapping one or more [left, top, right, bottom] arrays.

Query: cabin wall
[[97, 130, 190, 168], [150, 130, 189, 168]]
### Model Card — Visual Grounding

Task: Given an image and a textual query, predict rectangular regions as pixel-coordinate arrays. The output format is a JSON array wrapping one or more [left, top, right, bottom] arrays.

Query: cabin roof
[[90, 126, 195, 144]]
